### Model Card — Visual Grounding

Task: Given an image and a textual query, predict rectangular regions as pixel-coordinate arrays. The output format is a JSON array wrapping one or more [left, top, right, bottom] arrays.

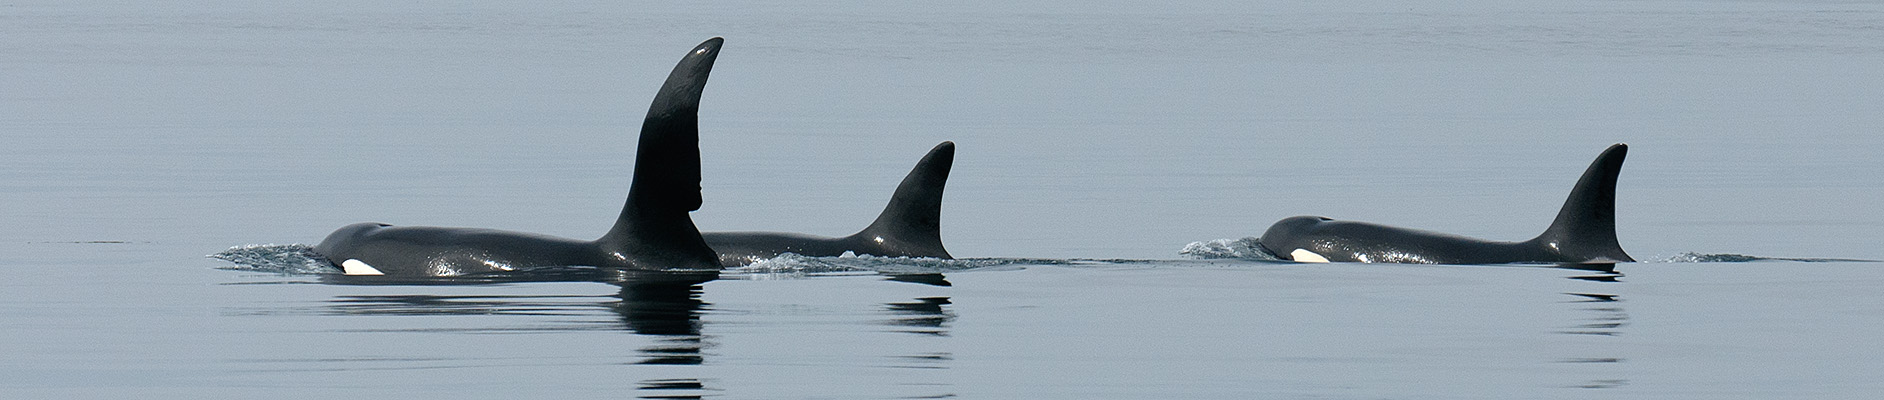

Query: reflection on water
[[1556, 262, 1627, 337], [880, 294, 955, 396], [232, 270, 961, 398], [305, 281, 714, 359], [1561, 261, 1624, 283], [881, 273, 957, 385], [637, 378, 709, 400], [1555, 263, 1628, 389], [886, 353, 954, 371], [884, 297, 954, 337], [323, 293, 612, 318], [613, 283, 709, 366], [884, 273, 952, 287], [1555, 262, 1619, 274], [254, 273, 722, 397], [216, 258, 1666, 395]]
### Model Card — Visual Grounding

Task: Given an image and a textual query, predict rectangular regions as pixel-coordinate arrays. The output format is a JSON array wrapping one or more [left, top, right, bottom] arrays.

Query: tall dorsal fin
[[598, 38, 723, 270], [1531, 143, 1633, 262], [851, 141, 955, 258]]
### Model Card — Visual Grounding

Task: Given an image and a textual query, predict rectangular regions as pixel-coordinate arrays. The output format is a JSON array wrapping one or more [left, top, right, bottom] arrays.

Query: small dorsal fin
[[1531, 143, 1633, 262], [598, 38, 724, 270], [852, 141, 956, 258]]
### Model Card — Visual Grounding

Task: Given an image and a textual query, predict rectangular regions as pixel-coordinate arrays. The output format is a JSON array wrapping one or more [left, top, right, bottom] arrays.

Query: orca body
[[315, 38, 727, 277], [1259, 144, 1634, 264], [702, 142, 956, 266]]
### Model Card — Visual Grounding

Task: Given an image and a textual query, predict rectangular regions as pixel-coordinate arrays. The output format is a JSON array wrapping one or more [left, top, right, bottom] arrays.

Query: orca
[[1259, 143, 1634, 264], [702, 141, 956, 266], [314, 38, 727, 277]]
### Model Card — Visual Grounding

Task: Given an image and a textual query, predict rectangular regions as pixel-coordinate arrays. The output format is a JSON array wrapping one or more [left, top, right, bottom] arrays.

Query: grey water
[[5, 0, 1884, 398]]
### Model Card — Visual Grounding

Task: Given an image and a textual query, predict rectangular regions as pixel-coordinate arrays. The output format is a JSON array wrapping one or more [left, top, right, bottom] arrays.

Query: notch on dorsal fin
[[850, 141, 956, 259], [1530, 143, 1633, 262], [598, 38, 724, 270]]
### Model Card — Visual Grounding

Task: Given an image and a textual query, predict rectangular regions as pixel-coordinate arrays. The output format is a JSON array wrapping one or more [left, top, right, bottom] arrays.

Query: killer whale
[[314, 38, 726, 277], [1259, 143, 1634, 264], [702, 141, 956, 266]]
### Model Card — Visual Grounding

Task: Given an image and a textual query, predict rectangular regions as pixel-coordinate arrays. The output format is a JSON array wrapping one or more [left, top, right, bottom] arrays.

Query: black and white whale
[[1259, 143, 1634, 264], [702, 141, 956, 266], [314, 38, 727, 277]]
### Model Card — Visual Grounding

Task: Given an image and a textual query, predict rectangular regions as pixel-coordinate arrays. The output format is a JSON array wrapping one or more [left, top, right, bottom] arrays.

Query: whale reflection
[[880, 295, 956, 394], [1554, 261, 1623, 282], [884, 297, 954, 337], [613, 282, 714, 399], [297, 272, 719, 397], [613, 282, 710, 365], [306, 271, 716, 366], [1551, 262, 1629, 390], [637, 378, 709, 399], [883, 273, 952, 287]]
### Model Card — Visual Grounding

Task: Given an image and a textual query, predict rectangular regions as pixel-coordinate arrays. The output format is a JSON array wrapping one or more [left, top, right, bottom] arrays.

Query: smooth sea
[[4, 1, 1882, 398]]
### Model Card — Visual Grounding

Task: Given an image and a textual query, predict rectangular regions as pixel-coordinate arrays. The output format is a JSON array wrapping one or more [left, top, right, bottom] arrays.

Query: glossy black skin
[[315, 38, 727, 277], [316, 223, 608, 276], [702, 142, 956, 267], [1259, 217, 1574, 264], [702, 231, 907, 267], [1260, 144, 1635, 264]]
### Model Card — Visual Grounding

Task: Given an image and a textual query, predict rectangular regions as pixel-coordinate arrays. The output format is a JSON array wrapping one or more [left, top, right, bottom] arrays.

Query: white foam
[[207, 244, 338, 275], [1178, 237, 1277, 260]]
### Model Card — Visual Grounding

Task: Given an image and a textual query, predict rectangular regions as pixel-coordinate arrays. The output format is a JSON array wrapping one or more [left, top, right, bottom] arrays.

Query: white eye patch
[[341, 259, 385, 276], [1290, 249, 1331, 263]]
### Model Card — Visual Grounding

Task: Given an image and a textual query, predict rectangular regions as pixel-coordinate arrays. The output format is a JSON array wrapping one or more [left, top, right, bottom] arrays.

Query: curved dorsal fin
[[852, 141, 956, 258], [598, 38, 724, 270], [1531, 143, 1633, 262]]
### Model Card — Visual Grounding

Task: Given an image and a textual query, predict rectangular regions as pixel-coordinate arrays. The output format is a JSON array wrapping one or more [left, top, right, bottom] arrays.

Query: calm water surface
[[4, 1, 1883, 398]]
